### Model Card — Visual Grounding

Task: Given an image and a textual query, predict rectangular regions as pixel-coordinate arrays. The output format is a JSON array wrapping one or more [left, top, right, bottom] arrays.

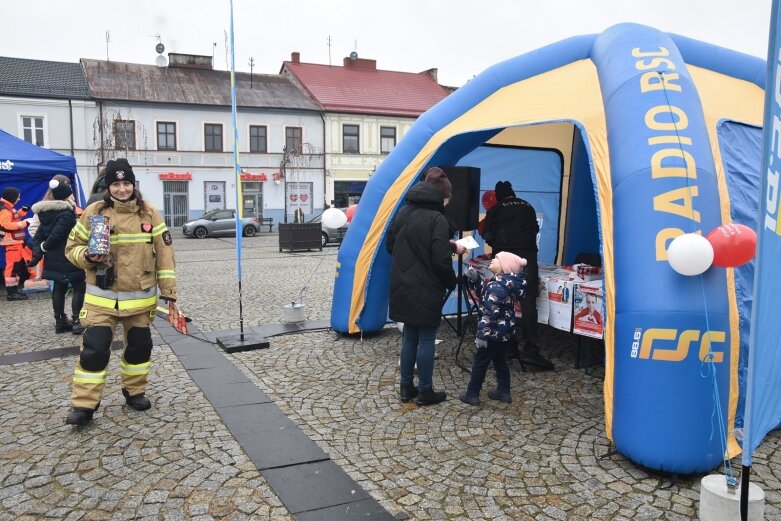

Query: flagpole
[[229, 0, 245, 341], [741, 0, 780, 518]]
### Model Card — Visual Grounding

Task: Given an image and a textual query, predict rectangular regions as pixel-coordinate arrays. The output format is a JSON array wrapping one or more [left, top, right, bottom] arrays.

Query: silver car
[[309, 210, 349, 247], [182, 209, 260, 238]]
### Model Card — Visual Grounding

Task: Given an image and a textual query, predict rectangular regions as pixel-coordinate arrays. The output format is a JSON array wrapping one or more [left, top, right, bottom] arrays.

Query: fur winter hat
[[424, 167, 452, 199], [104, 158, 135, 186], [495, 181, 516, 200], [495, 251, 527, 274], [2, 186, 20, 203], [49, 179, 73, 200]]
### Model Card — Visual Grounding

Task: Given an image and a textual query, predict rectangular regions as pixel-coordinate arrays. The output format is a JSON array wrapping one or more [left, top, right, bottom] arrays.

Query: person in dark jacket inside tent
[[386, 167, 462, 406]]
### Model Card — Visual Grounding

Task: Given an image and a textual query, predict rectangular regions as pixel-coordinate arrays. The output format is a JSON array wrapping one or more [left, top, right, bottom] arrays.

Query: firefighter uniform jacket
[[65, 198, 176, 317]]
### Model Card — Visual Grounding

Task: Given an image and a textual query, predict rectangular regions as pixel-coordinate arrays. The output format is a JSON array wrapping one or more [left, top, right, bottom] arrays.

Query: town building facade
[[280, 53, 450, 208]]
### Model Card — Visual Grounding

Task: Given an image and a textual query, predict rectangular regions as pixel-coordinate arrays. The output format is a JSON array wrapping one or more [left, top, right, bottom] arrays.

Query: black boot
[[399, 383, 419, 403], [65, 407, 94, 426], [415, 388, 447, 406], [55, 314, 73, 334], [71, 317, 84, 335], [122, 388, 152, 411], [519, 346, 554, 371], [6, 286, 28, 301]]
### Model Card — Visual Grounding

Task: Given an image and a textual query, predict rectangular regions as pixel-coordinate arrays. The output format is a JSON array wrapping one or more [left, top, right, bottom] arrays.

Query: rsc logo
[[630, 328, 726, 363]]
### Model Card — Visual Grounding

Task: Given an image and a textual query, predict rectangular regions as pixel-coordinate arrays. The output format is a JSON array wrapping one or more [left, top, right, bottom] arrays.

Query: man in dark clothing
[[387, 167, 458, 405], [481, 180, 554, 371]]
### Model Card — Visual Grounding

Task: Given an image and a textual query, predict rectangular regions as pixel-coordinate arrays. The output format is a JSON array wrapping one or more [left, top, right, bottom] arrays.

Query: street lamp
[[280, 146, 292, 223]]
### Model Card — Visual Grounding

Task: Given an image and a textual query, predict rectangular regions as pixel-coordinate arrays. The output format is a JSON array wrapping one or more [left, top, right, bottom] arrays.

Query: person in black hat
[[1, 186, 34, 301], [28, 175, 86, 334], [480, 180, 554, 371]]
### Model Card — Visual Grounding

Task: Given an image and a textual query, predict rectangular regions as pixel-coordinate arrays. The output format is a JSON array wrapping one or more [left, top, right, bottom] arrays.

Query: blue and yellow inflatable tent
[[331, 23, 765, 473]]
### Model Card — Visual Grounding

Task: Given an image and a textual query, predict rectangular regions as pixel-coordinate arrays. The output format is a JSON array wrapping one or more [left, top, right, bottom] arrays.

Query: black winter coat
[[31, 200, 85, 283], [481, 196, 539, 257], [386, 182, 457, 327]]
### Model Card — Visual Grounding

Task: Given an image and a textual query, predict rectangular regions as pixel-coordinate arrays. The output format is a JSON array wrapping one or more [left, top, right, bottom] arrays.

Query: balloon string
[[660, 72, 734, 487]]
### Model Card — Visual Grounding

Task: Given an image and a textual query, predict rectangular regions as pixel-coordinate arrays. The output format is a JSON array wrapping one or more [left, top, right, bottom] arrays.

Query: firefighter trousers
[[70, 308, 156, 410]]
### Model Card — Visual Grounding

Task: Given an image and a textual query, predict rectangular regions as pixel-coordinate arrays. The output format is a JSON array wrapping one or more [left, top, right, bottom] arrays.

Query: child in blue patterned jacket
[[459, 251, 527, 406]]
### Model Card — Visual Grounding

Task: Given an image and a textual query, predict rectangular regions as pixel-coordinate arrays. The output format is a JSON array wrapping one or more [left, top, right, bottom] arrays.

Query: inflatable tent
[[331, 23, 767, 473]]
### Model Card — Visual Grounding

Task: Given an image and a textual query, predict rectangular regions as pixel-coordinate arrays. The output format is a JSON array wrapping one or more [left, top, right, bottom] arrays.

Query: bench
[[260, 217, 274, 232]]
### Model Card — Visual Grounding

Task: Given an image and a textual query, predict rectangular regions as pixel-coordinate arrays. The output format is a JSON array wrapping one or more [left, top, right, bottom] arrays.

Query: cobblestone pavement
[[2, 231, 780, 520]]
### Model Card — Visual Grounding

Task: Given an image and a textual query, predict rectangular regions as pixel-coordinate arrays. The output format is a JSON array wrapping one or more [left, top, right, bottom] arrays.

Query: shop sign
[[240, 173, 268, 181], [159, 172, 192, 180]]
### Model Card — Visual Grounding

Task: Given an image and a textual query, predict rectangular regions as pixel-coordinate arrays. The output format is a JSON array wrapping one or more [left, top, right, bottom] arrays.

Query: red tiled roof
[[283, 61, 450, 117]]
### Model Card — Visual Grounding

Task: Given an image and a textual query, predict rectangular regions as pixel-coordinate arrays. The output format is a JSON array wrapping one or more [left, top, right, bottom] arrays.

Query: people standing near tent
[[63, 158, 179, 426], [1, 186, 35, 301], [27, 176, 86, 334], [459, 251, 527, 406], [481, 180, 554, 371], [387, 167, 458, 406]]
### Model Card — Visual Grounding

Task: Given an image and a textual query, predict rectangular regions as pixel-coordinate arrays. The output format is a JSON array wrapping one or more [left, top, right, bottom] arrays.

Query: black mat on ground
[[1, 340, 126, 366], [263, 460, 370, 514], [294, 498, 399, 521]]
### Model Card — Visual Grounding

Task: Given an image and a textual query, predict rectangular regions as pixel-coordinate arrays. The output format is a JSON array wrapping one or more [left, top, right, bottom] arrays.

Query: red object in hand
[[481, 190, 497, 211], [706, 224, 757, 268], [168, 301, 188, 335]]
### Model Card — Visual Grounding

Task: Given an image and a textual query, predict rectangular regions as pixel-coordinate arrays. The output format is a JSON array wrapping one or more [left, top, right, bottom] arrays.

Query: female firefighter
[[64, 158, 181, 426]]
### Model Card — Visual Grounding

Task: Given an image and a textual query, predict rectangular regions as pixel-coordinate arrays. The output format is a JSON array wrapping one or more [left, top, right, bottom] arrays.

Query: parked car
[[309, 210, 349, 247], [182, 209, 260, 238]]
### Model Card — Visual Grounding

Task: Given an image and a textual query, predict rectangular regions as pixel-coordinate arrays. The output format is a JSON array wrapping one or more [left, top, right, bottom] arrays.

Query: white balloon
[[322, 207, 347, 229], [667, 233, 714, 276]]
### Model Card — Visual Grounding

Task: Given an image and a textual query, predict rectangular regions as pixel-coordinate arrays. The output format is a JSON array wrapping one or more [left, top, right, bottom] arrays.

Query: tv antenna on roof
[[105, 30, 111, 61]]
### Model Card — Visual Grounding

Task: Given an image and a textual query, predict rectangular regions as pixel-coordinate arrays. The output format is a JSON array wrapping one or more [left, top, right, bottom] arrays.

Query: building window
[[343, 124, 359, 154], [157, 122, 177, 150], [380, 126, 396, 154], [21, 116, 45, 146], [204, 124, 223, 152], [285, 127, 302, 155], [114, 120, 136, 151], [249, 125, 267, 153]]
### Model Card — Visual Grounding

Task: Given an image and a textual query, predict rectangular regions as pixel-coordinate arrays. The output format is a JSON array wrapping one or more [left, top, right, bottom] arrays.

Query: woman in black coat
[[29, 177, 86, 334], [386, 167, 458, 406]]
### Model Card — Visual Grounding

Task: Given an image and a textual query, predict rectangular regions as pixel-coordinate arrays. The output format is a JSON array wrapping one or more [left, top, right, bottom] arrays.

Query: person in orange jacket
[[1, 186, 35, 300]]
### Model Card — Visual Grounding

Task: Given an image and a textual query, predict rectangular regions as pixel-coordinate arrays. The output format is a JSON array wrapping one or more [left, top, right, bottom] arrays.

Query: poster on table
[[572, 281, 604, 339], [285, 182, 313, 215], [536, 277, 550, 324], [546, 277, 573, 332]]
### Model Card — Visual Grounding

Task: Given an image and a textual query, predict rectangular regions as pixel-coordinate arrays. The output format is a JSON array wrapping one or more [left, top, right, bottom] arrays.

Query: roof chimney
[[343, 55, 376, 71], [291, 52, 300, 64], [168, 53, 213, 70]]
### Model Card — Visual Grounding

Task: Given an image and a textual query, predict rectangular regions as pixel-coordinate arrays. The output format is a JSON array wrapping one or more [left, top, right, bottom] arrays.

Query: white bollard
[[699, 474, 764, 521]]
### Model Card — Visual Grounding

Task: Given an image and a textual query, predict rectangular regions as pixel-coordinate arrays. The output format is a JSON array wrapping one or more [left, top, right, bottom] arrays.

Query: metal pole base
[[216, 334, 269, 353]]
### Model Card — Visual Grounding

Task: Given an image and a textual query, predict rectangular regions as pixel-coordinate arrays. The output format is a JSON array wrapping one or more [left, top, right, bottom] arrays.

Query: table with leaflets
[[465, 256, 604, 339]]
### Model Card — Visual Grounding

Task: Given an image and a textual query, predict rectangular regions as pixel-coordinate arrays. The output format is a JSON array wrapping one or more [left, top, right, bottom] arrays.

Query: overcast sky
[[1, 0, 773, 87]]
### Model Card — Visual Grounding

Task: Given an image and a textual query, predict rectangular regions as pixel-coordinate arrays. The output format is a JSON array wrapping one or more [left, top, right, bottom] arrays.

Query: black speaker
[[442, 166, 480, 231]]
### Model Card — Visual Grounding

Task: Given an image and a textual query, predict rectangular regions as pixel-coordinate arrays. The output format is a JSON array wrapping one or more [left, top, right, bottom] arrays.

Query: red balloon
[[345, 204, 358, 223], [705, 224, 757, 267], [482, 190, 497, 211]]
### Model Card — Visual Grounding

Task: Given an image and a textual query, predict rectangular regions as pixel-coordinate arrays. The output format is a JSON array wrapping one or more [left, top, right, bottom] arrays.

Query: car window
[[202, 210, 216, 220], [214, 210, 234, 220]]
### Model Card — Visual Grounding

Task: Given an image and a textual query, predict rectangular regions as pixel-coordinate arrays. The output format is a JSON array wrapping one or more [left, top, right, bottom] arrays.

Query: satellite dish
[[155, 55, 167, 67], [349, 51, 358, 62], [155, 43, 165, 54]]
